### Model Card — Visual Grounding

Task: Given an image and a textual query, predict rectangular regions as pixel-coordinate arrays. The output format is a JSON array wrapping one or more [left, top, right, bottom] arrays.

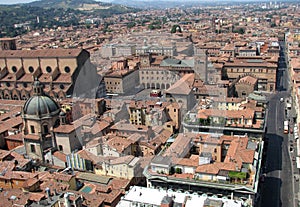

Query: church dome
[[23, 96, 60, 117], [23, 79, 60, 118]]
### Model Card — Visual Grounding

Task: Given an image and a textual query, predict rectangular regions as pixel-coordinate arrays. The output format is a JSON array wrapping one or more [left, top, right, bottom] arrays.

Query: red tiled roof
[[0, 49, 83, 58]]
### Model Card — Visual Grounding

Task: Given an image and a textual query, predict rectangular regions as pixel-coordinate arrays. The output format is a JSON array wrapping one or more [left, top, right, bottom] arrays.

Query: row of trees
[[0, 4, 140, 38]]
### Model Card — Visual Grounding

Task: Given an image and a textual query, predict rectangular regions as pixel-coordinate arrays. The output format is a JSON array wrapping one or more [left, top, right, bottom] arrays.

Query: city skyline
[[0, 0, 280, 5]]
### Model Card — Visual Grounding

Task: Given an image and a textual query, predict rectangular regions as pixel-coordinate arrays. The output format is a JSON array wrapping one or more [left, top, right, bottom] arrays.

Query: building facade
[[0, 48, 99, 100]]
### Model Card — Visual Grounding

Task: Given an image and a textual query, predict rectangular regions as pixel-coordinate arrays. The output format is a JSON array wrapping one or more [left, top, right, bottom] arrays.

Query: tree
[[171, 25, 182, 33], [175, 168, 182, 174], [169, 167, 175, 175], [127, 22, 136, 29]]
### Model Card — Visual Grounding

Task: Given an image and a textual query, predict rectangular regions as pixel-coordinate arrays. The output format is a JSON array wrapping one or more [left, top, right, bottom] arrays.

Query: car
[[260, 174, 265, 182]]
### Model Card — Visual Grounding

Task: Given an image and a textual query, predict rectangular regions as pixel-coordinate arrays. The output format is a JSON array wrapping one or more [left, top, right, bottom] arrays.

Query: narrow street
[[259, 42, 295, 207]]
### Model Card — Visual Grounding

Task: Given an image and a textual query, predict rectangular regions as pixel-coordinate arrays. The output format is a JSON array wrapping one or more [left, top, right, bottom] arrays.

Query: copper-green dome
[[23, 95, 60, 117], [23, 78, 60, 118]]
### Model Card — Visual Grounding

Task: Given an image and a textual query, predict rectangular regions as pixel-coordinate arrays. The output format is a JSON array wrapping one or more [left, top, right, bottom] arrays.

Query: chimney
[[59, 111, 66, 125], [45, 187, 51, 198], [64, 193, 71, 207]]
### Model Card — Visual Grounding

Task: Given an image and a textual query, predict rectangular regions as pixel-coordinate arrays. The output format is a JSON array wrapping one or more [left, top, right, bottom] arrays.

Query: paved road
[[259, 42, 294, 207]]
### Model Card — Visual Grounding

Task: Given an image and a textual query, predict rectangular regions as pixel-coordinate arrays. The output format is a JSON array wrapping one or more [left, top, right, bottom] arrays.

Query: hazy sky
[[0, 0, 104, 4], [0, 0, 35, 4]]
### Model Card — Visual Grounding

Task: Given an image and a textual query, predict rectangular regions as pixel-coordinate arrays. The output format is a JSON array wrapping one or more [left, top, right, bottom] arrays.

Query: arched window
[[43, 125, 49, 134]]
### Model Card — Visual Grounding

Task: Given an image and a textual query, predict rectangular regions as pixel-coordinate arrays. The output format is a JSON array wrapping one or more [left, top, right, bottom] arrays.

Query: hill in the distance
[[27, 0, 130, 10]]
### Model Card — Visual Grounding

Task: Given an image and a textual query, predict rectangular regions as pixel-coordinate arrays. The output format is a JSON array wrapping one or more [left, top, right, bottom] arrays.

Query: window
[[30, 125, 35, 134], [30, 144, 36, 153], [12, 66, 17, 72], [43, 125, 49, 134], [59, 145, 63, 151], [28, 66, 34, 73], [64, 66, 70, 73], [46, 66, 52, 73]]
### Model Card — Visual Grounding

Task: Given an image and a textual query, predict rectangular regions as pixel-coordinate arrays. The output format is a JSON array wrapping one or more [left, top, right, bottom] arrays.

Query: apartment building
[[143, 133, 263, 207], [139, 54, 194, 90], [222, 58, 277, 92]]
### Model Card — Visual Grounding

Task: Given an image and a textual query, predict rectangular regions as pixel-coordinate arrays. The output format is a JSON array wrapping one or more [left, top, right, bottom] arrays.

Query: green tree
[[127, 22, 136, 29], [175, 168, 182, 174], [171, 25, 182, 33], [169, 167, 175, 175]]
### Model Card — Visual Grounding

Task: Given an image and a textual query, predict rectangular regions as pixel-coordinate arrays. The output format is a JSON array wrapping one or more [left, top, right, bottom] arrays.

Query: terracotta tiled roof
[[238, 75, 258, 85], [29, 192, 45, 202], [176, 157, 199, 167], [53, 124, 78, 133], [53, 172, 74, 182], [0, 48, 83, 58], [23, 134, 40, 140], [195, 162, 236, 174], [54, 74, 72, 83], [106, 137, 133, 153], [5, 133, 23, 142], [197, 108, 255, 119], [165, 74, 194, 95], [53, 151, 67, 162]]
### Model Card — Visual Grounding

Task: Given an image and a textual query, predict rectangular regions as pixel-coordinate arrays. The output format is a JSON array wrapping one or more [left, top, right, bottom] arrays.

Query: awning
[[297, 157, 300, 169]]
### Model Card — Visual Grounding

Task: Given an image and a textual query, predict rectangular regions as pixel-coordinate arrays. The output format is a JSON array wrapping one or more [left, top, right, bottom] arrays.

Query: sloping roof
[[76, 172, 111, 184], [160, 58, 194, 67], [0, 49, 83, 58], [195, 162, 236, 175], [165, 74, 194, 95], [238, 75, 258, 85], [53, 151, 67, 162]]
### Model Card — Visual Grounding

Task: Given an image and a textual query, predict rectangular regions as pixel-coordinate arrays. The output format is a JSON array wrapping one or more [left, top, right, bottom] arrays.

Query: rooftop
[[117, 186, 243, 207]]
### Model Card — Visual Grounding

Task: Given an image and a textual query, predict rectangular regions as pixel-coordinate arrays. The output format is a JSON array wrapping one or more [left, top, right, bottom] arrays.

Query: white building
[[117, 186, 244, 207]]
